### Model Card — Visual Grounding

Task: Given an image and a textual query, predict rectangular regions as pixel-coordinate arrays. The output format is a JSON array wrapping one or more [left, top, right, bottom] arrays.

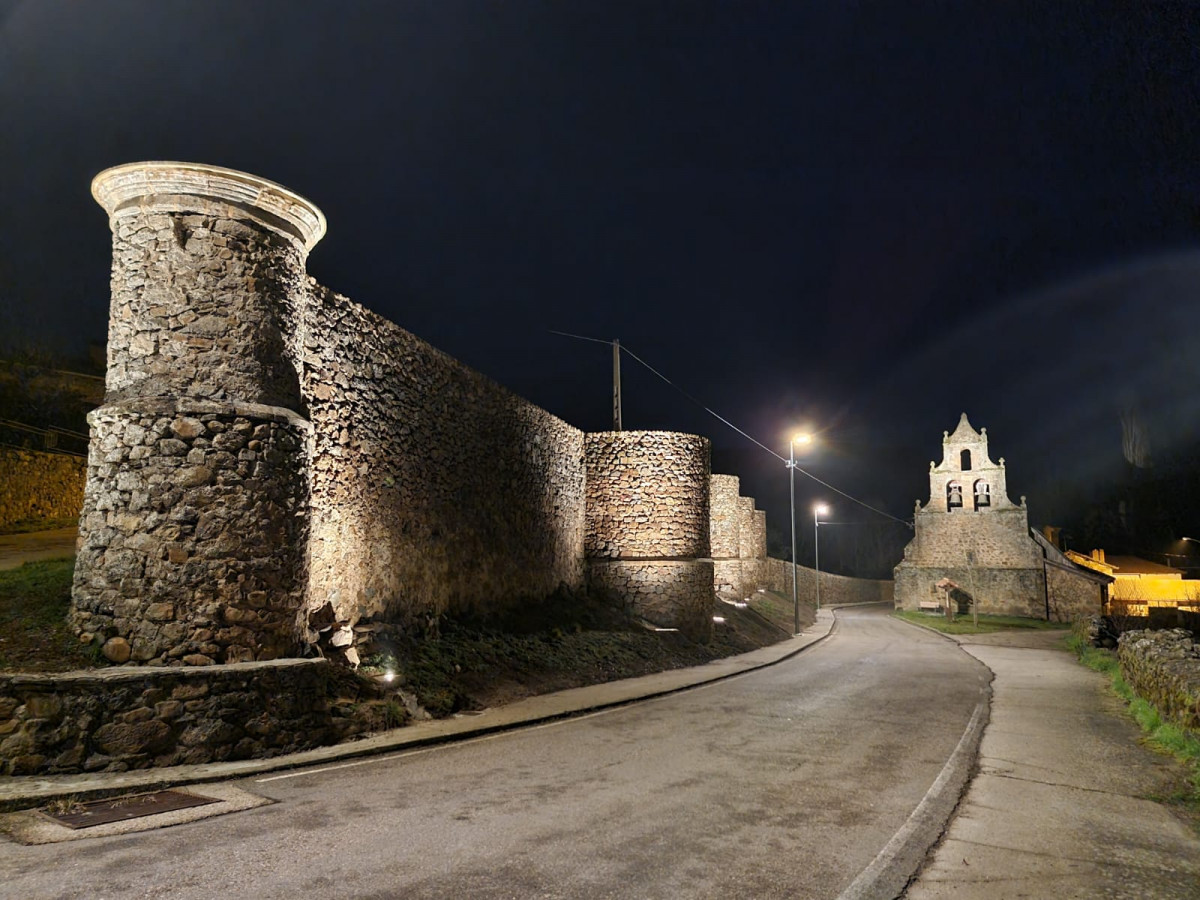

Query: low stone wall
[[0, 659, 358, 776], [1117, 629, 1200, 735], [763, 557, 894, 606], [0, 448, 86, 530]]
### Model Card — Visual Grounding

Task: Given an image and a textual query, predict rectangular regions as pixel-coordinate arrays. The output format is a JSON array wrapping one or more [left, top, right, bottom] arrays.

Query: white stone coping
[[92, 161, 327, 252]]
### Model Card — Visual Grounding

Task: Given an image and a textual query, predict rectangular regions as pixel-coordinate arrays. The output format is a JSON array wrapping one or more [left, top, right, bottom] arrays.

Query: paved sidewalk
[[0, 527, 78, 571], [0, 607, 842, 810], [904, 629, 1200, 900]]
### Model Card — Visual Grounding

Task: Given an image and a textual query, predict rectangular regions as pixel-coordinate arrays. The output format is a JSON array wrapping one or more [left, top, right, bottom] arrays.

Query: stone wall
[[73, 164, 320, 666], [1046, 563, 1105, 622], [585, 432, 712, 637], [0, 448, 85, 530], [75, 162, 710, 666], [585, 431, 710, 560], [301, 284, 586, 629], [763, 557, 894, 607], [70, 400, 309, 665], [1117, 629, 1200, 735], [709, 474, 741, 560], [0, 659, 362, 776]]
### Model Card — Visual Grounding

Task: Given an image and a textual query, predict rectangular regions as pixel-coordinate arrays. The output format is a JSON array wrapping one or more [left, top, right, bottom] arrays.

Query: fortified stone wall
[[0, 448, 86, 529], [585, 432, 712, 637], [72, 164, 319, 665], [709, 479, 771, 598], [300, 284, 586, 629], [73, 162, 712, 667], [709, 474, 740, 560]]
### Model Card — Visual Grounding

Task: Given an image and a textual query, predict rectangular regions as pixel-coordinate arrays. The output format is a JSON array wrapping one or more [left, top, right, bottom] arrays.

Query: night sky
[[3, 2, 1199, 549]]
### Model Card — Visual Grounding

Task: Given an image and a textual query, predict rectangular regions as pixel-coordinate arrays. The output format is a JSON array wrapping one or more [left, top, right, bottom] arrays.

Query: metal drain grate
[[43, 790, 219, 829]]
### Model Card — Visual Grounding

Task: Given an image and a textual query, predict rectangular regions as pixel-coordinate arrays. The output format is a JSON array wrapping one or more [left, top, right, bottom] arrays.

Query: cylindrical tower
[[71, 162, 324, 666], [584, 431, 713, 639]]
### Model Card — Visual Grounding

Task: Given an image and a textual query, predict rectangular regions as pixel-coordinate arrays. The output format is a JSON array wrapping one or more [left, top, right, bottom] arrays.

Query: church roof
[[947, 412, 981, 443]]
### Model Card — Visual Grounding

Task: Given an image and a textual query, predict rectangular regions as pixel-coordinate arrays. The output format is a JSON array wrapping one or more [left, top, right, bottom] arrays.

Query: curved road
[[1, 606, 990, 899]]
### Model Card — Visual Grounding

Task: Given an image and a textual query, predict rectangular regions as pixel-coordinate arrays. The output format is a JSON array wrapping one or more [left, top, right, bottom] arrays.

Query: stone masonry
[[73, 164, 318, 665], [72, 162, 716, 665], [0, 448, 86, 529], [894, 413, 1101, 622], [586, 431, 713, 638]]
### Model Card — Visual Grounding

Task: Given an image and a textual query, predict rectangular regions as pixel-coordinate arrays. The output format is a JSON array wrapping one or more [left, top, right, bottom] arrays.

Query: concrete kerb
[[0, 608, 838, 812]]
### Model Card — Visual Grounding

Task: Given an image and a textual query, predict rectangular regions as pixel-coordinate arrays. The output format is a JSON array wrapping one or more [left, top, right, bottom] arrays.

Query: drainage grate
[[42, 790, 220, 829]]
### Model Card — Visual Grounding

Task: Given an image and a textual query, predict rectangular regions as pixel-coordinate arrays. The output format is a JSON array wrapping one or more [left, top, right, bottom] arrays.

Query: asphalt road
[[0, 606, 991, 900]]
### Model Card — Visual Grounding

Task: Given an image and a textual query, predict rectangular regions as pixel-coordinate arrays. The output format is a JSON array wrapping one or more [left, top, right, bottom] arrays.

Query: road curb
[[837, 694, 991, 900], [0, 608, 844, 811]]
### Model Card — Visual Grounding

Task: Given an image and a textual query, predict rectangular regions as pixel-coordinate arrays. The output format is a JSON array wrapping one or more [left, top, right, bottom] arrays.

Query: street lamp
[[788, 433, 812, 635], [814, 503, 829, 611]]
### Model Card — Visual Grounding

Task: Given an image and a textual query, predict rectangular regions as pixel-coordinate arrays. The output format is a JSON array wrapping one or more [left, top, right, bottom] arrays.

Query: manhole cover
[[42, 790, 219, 829]]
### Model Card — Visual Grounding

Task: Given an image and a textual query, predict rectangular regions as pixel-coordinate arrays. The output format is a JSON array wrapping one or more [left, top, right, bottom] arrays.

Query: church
[[894, 414, 1108, 621]]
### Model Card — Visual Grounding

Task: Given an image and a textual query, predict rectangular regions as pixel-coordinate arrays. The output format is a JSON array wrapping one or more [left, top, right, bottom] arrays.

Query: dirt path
[[0, 527, 78, 571]]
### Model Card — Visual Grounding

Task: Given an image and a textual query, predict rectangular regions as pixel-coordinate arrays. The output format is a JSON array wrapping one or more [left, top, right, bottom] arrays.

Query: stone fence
[[0, 448, 85, 530], [1117, 629, 1200, 735], [0, 659, 378, 777]]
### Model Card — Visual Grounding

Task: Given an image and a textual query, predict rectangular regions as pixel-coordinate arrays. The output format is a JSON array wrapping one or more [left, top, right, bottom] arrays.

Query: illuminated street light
[[787, 433, 812, 635], [814, 503, 830, 612]]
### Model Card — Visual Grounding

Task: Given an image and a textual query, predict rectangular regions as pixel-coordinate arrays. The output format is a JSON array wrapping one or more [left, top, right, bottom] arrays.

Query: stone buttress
[[71, 163, 324, 665]]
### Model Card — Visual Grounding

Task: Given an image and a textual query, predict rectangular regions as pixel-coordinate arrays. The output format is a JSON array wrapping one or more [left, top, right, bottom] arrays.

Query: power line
[[550, 330, 913, 527]]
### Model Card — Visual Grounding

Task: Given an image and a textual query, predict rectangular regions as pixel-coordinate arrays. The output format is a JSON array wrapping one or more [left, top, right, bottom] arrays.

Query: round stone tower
[[584, 430, 714, 639], [71, 162, 324, 666]]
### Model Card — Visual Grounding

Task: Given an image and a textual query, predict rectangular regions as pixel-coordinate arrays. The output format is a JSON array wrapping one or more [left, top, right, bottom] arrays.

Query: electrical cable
[[550, 330, 913, 527]]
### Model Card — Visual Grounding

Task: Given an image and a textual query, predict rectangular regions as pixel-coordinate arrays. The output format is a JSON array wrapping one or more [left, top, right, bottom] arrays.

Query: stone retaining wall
[[0, 659, 359, 776], [1117, 629, 1200, 735], [0, 448, 86, 530]]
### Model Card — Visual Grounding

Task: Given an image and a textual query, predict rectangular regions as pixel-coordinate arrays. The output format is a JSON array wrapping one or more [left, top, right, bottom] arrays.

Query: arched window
[[947, 481, 963, 509], [960, 449, 972, 470], [974, 479, 991, 509]]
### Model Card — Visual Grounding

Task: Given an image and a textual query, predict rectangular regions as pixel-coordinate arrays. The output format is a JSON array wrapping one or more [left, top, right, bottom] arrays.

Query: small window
[[947, 481, 963, 508], [974, 480, 991, 510], [960, 449, 972, 470]]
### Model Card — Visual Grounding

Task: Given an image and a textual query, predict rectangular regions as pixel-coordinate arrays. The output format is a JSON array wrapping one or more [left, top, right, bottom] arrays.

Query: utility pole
[[612, 339, 622, 431]]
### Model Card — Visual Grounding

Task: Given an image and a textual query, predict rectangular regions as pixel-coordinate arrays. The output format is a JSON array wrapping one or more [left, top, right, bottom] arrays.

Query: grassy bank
[[0, 557, 791, 721], [1066, 630, 1200, 817], [0, 557, 96, 672], [893, 609, 1064, 635]]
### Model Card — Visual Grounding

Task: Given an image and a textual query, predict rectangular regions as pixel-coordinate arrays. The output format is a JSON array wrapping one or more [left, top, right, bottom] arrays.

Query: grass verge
[[893, 609, 1064, 635], [0, 557, 99, 672], [1066, 630, 1200, 819]]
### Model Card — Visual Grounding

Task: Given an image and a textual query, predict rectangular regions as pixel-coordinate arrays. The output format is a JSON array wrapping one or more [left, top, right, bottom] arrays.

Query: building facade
[[894, 413, 1104, 621]]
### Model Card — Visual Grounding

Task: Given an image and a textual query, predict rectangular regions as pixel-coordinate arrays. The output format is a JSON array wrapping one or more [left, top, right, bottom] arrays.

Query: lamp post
[[814, 503, 829, 611], [788, 433, 812, 635]]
